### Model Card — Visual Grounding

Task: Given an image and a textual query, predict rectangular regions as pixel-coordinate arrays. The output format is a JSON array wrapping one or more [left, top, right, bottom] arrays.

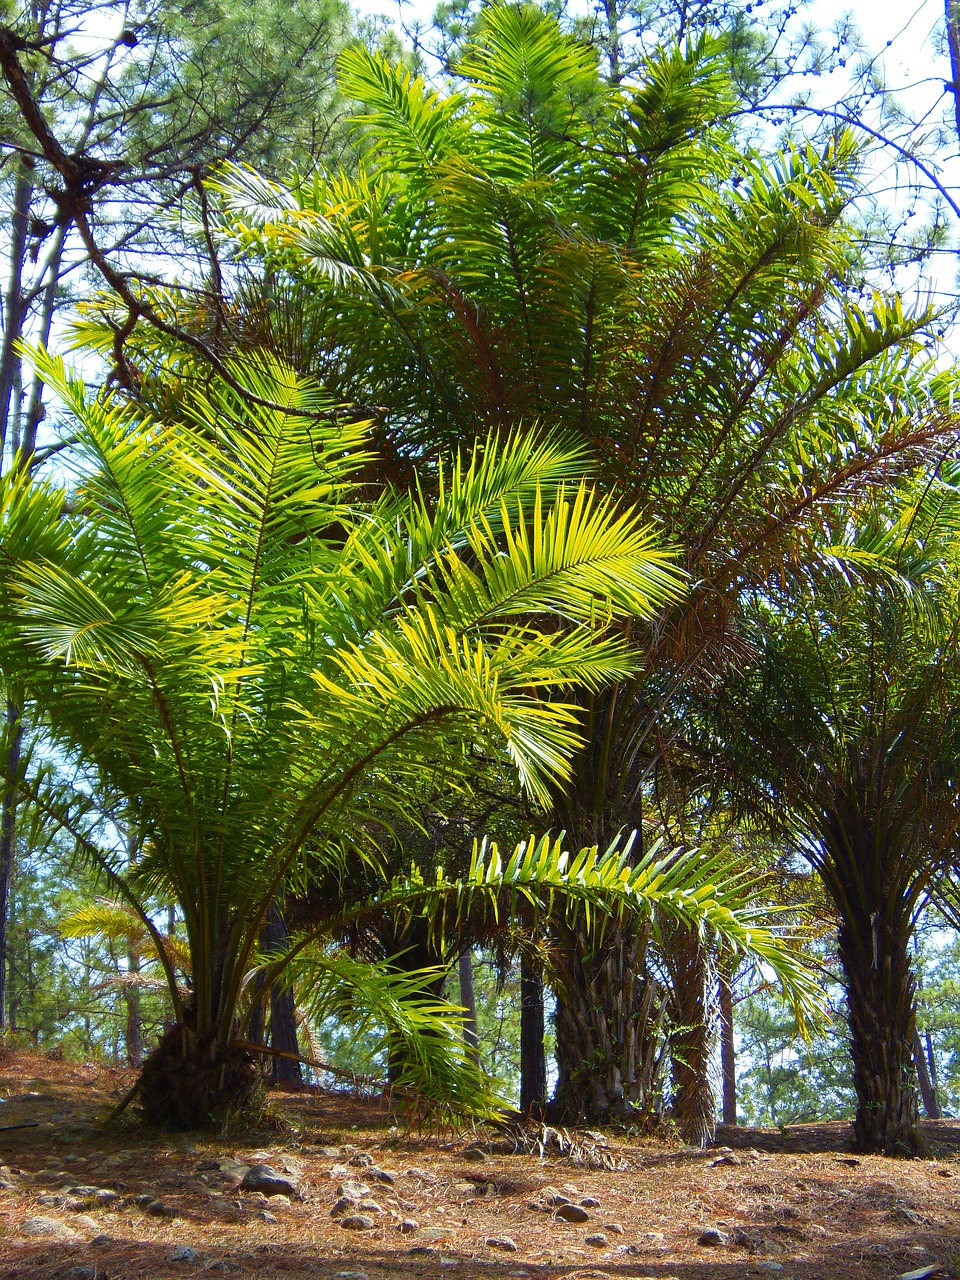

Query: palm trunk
[[551, 920, 664, 1122], [519, 953, 546, 1115], [458, 947, 479, 1066], [838, 903, 926, 1155]]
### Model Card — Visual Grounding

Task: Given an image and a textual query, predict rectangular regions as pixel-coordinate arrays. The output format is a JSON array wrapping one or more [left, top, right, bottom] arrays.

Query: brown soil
[[0, 1050, 957, 1280]]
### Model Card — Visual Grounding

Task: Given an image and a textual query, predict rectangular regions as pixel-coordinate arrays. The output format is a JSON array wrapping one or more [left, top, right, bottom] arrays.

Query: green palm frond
[[282, 950, 499, 1117]]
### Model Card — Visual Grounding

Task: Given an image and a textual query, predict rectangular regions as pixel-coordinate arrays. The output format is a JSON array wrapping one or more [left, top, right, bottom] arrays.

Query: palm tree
[[209, 4, 958, 1124], [695, 473, 960, 1154], [0, 344, 824, 1125]]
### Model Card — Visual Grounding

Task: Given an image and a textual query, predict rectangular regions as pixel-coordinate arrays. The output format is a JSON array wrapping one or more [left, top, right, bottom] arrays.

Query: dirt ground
[[0, 1050, 957, 1280]]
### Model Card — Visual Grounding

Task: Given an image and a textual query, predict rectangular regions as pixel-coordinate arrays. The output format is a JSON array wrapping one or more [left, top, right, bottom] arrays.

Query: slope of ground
[[0, 1050, 956, 1280]]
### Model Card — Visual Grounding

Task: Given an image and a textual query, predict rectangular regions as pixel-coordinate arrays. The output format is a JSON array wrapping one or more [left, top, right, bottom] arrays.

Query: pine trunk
[[519, 953, 546, 1115], [0, 700, 23, 1031], [664, 923, 716, 1147], [265, 902, 302, 1086], [718, 958, 737, 1126]]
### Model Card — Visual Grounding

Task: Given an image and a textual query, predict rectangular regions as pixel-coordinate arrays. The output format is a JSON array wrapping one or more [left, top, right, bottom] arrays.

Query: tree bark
[[458, 947, 479, 1066], [718, 955, 737, 1126], [664, 922, 716, 1147], [912, 1027, 941, 1119], [551, 920, 665, 1123], [519, 952, 546, 1115], [837, 902, 926, 1155], [0, 162, 33, 457], [0, 700, 23, 1031], [264, 901, 301, 1086]]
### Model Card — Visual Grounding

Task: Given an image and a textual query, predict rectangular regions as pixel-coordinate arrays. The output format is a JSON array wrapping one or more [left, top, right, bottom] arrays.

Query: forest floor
[[0, 1051, 957, 1280]]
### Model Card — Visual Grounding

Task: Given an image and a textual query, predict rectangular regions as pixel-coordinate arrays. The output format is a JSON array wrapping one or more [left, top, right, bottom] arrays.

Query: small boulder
[[315, 1146, 341, 1159], [579, 1196, 601, 1208], [241, 1164, 298, 1198], [697, 1228, 729, 1247], [20, 1215, 79, 1240], [337, 1180, 371, 1199], [555, 1203, 590, 1223], [350, 1153, 374, 1167], [398, 1219, 418, 1234], [369, 1167, 395, 1185], [331, 1196, 359, 1217], [340, 1214, 375, 1231], [584, 1233, 608, 1248], [171, 1246, 201, 1263], [486, 1236, 518, 1252]]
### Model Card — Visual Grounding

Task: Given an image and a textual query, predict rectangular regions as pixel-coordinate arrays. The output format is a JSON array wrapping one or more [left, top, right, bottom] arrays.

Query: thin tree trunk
[[0, 162, 33, 457], [458, 947, 479, 1066], [947, 0, 960, 141], [124, 820, 142, 1067], [665, 922, 716, 1147], [0, 700, 23, 1031], [519, 952, 546, 1115], [264, 901, 301, 1086], [718, 954, 737, 1126], [912, 1027, 941, 1119]]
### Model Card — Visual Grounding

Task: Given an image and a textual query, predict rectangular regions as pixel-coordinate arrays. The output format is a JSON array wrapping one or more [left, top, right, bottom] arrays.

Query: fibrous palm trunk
[[551, 920, 664, 1122], [831, 880, 925, 1155]]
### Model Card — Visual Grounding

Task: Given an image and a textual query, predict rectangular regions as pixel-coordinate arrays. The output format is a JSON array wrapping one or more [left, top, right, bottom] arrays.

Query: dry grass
[[0, 1050, 956, 1279]]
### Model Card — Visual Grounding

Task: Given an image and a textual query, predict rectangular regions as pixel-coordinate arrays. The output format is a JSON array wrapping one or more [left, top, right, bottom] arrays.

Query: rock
[[357, 1199, 382, 1213], [579, 1196, 601, 1208], [585, 1233, 608, 1247], [259, 1211, 277, 1223], [898, 1269, 940, 1280], [452, 1181, 477, 1195], [20, 1215, 79, 1239], [756, 1264, 783, 1273], [37, 1193, 68, 1207], [176, 1141, 200, 1155], [329, 1163, 351, 1178], [370, 1167, 395, 1184], [73, 1215, 101, 1231], [241, 1163, 298, 1197], [419, 1227, 456, 1242], [542, 1188, 571, 1207], [710, 1153, 742, 1166], [337, 1180, 371, 1199], [350, 1152, 374, 1167], [315, 1146, 341, 1158], [555, 1203, 590, 1223], [604, 1223, 625, 1234], [331, 1196, 360, 1217], [405, 1166, 433, 1180], [407, 1246, 438, 1257], [340, 1214, 375, 1231], [463, 1148, 489, 1162], [486, 1236, 518, 1252], [172, 1246, 201, 1263], [145, 1199, 176, 1217], [398, 1219, 418, 1234], [697, 1228, 728, 1247]]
